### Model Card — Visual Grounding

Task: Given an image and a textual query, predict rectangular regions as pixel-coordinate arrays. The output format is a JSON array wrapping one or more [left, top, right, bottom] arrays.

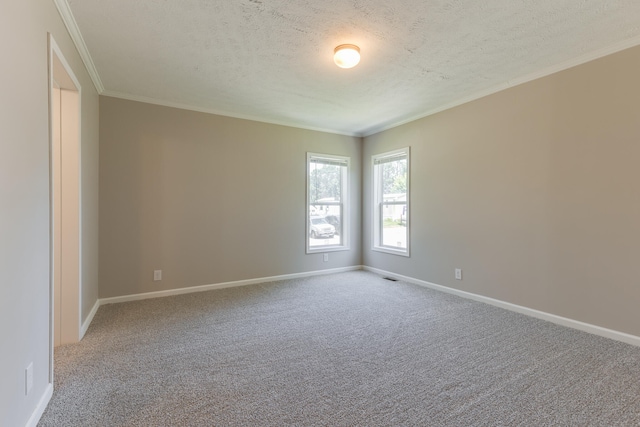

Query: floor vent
[[383, 277, 398, 282]]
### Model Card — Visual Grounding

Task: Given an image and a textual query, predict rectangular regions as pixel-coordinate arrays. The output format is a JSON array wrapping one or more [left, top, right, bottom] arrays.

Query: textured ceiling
[[65, 0, 640, 136]]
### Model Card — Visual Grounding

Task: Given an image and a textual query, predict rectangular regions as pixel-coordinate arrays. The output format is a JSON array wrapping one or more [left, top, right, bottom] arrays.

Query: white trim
[[372, 246, 410, 257], [53, 0, 104, 93], [75, 267, 364, 341], [49, 35, 83, 347], [74, 264, 640, 348], [363, 266, 640, 348], [24, 384, 53, 427], [97, 35, 640, 139], [47, 34, 55, 387], [371, 147, 410, 257], [362, 35, 640, 137], [100, 266, 362, 305], [53, 0, 359, 137], [50, 38, 82, 91], [80, 299, 100, 339], [101, 91, 360, 137], [306, 152, 351, 254], [46, 0, 640, 139]]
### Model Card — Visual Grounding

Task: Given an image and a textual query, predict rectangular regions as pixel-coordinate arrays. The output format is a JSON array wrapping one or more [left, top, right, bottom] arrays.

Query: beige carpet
[[39, 271, 640, 426]]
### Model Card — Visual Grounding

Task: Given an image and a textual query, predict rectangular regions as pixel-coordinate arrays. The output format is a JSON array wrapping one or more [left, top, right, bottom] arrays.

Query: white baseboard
[[86, 264, 640, 347], [363, 266, 640, 348], [99, 266, 363, 306], [80, 267, 362, 343], [25, 383, 53, 427], [80, 299, 100, 339]]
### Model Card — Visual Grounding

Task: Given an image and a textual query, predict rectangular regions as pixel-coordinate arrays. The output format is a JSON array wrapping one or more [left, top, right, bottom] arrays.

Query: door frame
[[47, 34, 82, 383]]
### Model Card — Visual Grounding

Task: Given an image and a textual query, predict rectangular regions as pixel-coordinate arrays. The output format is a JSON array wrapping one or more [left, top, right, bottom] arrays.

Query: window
[[307, 153, 349, 253], [372, 147, 410, 256]]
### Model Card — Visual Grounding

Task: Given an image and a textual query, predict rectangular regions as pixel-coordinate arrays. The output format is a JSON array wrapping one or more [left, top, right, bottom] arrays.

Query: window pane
[[372, 147, 409, 256], [307, 153, 349, 253], [381, 157, 407, 250], [381, 203, 406, 249], [309, 163, 342, 204], [309, 203, 342, 247], [381, 158, 407, 199]]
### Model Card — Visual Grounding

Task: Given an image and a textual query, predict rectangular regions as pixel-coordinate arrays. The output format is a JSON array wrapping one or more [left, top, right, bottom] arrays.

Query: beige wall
[[1, 3, 635, 424], [364, 45, 640, 337], [99, 97, 362, 298], [0, 1, 99, 425]]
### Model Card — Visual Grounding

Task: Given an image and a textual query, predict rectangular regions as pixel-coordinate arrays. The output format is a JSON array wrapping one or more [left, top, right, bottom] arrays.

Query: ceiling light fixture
[[334, 44, 360, 69]]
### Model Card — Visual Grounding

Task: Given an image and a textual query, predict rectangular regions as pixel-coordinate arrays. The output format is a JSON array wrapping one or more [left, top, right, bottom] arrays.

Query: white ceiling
[[62, 0, 640, 136]]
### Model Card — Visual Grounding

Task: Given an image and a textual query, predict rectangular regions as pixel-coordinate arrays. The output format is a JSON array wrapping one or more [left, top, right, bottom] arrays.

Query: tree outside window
[[373, 148, 410, 256], [306, 153, 349, 253]]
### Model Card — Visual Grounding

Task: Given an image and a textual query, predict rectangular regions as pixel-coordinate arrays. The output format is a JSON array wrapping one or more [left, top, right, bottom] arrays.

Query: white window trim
[[372, 147, 410, 257], [306, 152, 350, 254]]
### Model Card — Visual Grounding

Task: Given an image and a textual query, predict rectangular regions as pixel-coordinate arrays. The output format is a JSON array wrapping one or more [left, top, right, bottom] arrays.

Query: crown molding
[[53, 0, 104, 93], [363, 34, 640, 137], [100, 90, 362, 138], [48, 1, 640, 138]]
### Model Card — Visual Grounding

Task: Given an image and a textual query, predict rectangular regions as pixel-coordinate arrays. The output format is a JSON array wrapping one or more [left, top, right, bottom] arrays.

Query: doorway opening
[[48, 34, 82, 382]]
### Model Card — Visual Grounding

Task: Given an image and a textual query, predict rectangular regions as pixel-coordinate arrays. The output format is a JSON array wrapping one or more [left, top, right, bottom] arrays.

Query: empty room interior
[[2, 1, 640, 426]]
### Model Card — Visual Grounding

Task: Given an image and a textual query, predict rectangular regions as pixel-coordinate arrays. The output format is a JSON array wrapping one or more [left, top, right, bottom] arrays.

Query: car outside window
[[306, 153, 349, 253]]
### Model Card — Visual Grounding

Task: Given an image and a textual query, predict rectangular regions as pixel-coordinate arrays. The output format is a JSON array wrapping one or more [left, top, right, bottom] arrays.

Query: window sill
[[307, 245, 350, 255], [372, 246, 410, 257]]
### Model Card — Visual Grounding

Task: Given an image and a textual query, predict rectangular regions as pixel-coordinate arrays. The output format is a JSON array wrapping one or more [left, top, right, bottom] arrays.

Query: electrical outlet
[[153, 270, 162, 281], [455, 268, 463, 280], [323, 253, 329, 262], [25, 363, 33, 396]]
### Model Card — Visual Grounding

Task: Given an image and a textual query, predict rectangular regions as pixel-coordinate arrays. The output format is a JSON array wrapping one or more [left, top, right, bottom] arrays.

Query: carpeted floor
[[39, 271, 640, 426]]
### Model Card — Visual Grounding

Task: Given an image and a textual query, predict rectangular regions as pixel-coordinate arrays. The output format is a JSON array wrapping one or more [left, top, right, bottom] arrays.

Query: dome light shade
[[334, 44, 360, 69]]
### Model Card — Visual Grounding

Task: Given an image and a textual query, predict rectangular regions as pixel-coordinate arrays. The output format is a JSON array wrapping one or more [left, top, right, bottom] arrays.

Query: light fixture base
[[334, 44, 360, 69]]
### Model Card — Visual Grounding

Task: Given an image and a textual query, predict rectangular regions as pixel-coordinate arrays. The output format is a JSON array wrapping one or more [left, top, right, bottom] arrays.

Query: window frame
[[306, 152, 350, 254], [372, 147, 410, 257]]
